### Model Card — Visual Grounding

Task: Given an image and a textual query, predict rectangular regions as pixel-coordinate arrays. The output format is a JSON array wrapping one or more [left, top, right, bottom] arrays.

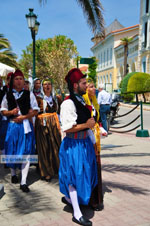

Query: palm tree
[[39, 0, 105, 37], [0, 34, 18, 68], [121, 37, 133, 77]]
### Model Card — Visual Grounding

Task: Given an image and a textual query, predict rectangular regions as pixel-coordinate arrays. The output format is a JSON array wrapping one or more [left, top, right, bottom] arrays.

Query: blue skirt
[[59, 136, 98, 205], [5, 121, 35, 169]]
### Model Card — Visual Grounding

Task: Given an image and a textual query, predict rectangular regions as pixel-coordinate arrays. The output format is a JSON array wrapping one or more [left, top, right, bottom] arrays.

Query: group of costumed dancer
[[0, 67, 107, 226]]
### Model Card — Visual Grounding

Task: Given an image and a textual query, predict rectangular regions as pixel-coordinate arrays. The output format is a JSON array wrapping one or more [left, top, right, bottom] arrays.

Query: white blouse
[[60, 99, 77, 132]]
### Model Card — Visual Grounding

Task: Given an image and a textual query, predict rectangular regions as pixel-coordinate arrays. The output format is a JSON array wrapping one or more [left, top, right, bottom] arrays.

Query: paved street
[[0, 130, 150, 226]]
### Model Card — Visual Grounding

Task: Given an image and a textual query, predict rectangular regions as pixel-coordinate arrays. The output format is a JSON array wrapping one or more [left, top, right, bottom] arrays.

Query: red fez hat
[[13, 69, 24, 78], [7, 72, 14, 80], [65, 68, 85, 85]]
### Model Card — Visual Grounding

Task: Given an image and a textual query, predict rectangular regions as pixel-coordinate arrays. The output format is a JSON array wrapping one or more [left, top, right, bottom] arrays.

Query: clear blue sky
[[0, 0, 140, 60]]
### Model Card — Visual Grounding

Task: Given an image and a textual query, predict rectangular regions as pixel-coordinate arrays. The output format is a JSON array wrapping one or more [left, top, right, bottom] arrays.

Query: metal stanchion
[[136, 101, 149, 137]]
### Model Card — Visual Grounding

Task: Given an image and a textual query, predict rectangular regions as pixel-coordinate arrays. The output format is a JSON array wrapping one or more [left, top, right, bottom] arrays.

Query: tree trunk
[[136, 94, 139, 103], [124, 44, 128, 77], [142, 93, 146, 103]]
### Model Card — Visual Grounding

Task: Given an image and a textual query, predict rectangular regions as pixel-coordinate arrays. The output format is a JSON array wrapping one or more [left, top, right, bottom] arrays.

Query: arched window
[[107, 49, 109, 65], [103, 75, 105, 84], [142, 56, 146, 72], [106, 74, 108, 83], [104, 51, 106, 67], [109, 73, 112, 83], [110, 47, 112, 64]]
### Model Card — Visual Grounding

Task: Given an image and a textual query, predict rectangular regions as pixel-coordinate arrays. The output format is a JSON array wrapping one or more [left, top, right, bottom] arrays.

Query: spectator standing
[[97, 84, 112, 131]]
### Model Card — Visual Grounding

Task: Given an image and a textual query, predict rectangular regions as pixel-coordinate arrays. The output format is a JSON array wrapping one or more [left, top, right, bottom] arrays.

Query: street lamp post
[[25, 8, 40, 80]]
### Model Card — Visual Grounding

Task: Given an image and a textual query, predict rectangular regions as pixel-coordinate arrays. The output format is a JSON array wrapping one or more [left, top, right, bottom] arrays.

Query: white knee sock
[[11, 168, 16, 177], [69, 185, 82, 220], [21, 156, 30, 185]]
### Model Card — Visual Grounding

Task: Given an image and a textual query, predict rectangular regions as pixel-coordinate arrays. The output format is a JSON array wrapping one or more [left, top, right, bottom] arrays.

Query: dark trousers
[[100, 104, 110, 131]]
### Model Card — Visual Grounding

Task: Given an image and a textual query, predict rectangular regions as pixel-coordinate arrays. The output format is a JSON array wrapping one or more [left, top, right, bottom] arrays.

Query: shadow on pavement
[[102, 163, 150, 175], [102, 180, 149, 195], [101, 152, 150, 159], [101, 144, 131, 150], [7, 186, 56, 214]]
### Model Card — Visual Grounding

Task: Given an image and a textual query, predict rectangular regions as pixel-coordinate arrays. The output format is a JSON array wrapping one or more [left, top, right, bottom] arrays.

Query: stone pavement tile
[[0, 133, 150, 226], [19, 225, 29, 226], [36, 218, 57, 226]]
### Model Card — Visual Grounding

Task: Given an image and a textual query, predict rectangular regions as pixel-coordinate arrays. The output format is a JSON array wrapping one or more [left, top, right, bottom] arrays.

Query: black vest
[[7, 90, 31, 115], [70, 95, 91, 126]]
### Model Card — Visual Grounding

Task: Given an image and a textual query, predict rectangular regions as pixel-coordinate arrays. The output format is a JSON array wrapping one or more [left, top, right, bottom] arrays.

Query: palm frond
[[76, 0, 105, 37], [38, 0, 104, 37], [0, 34, 11, 49]]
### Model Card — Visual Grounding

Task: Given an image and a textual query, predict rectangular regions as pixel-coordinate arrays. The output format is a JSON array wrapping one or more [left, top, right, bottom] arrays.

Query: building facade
[[115, 34, 139, 87], [91, 20, 139, 90], [138, 0, 150, 73]]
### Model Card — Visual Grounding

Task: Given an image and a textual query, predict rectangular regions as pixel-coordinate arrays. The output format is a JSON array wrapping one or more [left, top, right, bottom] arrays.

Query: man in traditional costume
[[59, 68, 98, 226], [0, 69, 39, 192]]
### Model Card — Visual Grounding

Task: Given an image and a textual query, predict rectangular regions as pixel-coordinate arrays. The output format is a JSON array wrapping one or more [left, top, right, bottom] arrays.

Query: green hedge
[[120, 72, 136, 94], [128, 72, 150, 93]]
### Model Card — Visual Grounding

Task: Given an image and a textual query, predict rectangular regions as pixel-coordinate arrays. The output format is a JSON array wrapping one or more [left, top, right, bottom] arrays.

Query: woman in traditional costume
[[83, 78, 107, 211], [35, 79, 61, 182], [0, 69, 39, 192]]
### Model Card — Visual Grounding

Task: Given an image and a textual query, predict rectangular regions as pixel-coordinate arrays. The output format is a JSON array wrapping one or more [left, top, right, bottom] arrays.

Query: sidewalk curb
[[120, 102, 150, 111]]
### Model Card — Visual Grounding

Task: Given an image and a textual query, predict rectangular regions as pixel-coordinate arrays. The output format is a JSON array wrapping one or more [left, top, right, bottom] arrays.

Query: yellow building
[[91, 19, 139, 91]]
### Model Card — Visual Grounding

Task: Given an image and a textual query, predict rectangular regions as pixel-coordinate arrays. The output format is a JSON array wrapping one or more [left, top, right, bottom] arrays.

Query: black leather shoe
[[41, 176, 45, 180], [90, 203, 104, 211], [45, 177, 52, 182], [72, 216, 92, 226], [20, 184, 30, 193], [61, 196, 72, 207], [11, 175, 18, 184]]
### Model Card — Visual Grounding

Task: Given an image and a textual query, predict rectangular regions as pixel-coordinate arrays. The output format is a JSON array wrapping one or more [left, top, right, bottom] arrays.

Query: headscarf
[[32, 78, 43, 98], [83, 79, 100, 122]]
